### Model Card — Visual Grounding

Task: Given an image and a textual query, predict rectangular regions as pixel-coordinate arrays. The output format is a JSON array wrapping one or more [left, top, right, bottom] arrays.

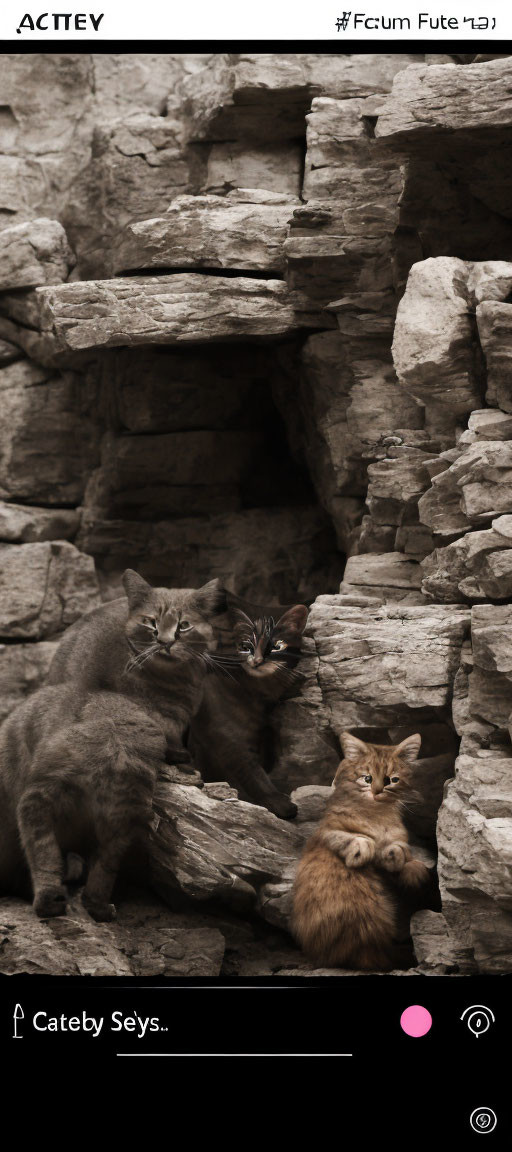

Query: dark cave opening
[[81, 337, 344, 604]]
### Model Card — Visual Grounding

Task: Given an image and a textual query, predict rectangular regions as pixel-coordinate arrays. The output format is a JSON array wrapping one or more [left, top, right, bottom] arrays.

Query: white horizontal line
[[117, 1053, 353, 1057]]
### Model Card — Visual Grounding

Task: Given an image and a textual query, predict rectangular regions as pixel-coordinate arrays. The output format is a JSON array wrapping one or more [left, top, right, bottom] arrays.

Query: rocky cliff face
[[0, 52, 511, 976]]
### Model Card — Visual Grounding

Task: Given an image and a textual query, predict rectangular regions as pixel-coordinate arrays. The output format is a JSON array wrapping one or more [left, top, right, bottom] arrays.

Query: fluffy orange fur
[[291, 732, 430, 971]]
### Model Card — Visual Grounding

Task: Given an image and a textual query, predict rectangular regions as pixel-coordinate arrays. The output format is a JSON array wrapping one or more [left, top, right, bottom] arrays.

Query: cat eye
[[141, 615, 157, 628], [272, 640, 287, 652], [391, 776, 399, 783], [238, 642, 254, 653], [364, 775, 372, 783], [179, 620, 192, 632]]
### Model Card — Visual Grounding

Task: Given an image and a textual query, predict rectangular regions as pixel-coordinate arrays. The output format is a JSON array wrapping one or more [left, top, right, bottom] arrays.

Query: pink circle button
[[400, 1005, 432, 1037]]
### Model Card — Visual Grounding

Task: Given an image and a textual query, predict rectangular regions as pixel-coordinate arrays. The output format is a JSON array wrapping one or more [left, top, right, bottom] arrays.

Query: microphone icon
[[13, 1003, 24, 1039], [460, 1005, 495, 1038]]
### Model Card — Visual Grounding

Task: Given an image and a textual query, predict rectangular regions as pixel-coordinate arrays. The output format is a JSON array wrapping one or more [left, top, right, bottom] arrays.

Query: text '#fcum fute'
[[335, 12, 497, 31]]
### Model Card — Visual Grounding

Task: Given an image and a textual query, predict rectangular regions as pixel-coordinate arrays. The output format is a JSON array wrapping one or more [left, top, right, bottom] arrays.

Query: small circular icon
[[461, 1005, 495, 1038], [400, 1005, 432, 1037], [470, 1107, 497, 1134], [468, 1012, 489, 1037]]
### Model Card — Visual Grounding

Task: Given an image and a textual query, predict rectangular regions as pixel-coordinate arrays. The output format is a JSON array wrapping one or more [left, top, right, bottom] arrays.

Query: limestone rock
[[271, 599, 470, 790], [272, 637, 341, 791], [289, 96, 402, 302], [0, 54, 95, 221], [449, 442, 512, 523], [468, 605, 512, 735], [0, 896, 225, 977], [92, 53, 208, 118], [275, 328, 422, 552], [341, 552, 424, 603], [392, 257, 482, 422], [0, 502, 79, 543], [365, 448, 439, 551], [0, 338, 21, 366], [418, 439, 512, 566], [291, 784, 332, 826], [410, 910, 461, 973], [0, 360, 98, 505], [115, 190, 298, 275], [307, 597, 470, 730], [182, 54, 317, 143], [437, 750, 512, 973], [376, 58, 512, 140], [205, 141, 303, 196], [0, 218, 74, 291], [466, 408, 512, 440], [0, 541, 101, 639], [149, 774, 304, 927], [421, 516, 512, 601], [302, 96, 401, 221], [417, 458, 472, 537], [477, 301, 512, 412], [62, 114, 197, 278], [183, 54, 422, 143], [35, 275, 331, 354]]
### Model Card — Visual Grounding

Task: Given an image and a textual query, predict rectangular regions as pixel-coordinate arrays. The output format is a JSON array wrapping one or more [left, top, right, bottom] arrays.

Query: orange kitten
[[291, 732, 430, 970]]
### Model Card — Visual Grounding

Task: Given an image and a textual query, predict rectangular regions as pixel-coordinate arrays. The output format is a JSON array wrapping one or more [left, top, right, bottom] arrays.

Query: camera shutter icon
[[460, 1005, 495, 1038]]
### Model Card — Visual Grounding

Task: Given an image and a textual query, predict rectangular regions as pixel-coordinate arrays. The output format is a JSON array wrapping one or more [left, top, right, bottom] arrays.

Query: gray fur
[[0, 573, 225, 919]]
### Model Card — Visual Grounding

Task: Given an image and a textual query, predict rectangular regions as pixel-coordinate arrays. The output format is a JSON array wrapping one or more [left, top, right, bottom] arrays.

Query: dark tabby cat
[[0, 571, 225, 920], [49, 570, 226, 766], [190, 599, 308, 820]]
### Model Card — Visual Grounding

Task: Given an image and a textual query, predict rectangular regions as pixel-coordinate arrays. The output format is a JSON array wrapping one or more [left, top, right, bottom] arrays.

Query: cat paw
[[267, 793, 298, 821], [380, 843, 407, 872], [345, 836, 375, 868], [165, 746, 193, 768], [399, 859, 431, 888], [82, 893, 117, 922], [34, 885, 68, 918]]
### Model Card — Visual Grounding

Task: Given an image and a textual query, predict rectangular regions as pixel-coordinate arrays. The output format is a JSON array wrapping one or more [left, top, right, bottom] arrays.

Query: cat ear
[[194, 578, 227, 617], [395, 733, 422, 763], [340, 731, 370, 763], [122, 569, 151, 609], [332, 761, 344, 786], [230, 607, 254, 639], [275, 605, 309, 635]]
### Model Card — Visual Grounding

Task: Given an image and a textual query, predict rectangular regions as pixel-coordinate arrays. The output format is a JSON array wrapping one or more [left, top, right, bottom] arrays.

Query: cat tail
[[291, 839, 397, 972]]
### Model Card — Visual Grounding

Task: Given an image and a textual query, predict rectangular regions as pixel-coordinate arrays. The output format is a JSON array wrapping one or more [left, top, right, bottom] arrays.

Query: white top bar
[[0, 0, 509, 41]]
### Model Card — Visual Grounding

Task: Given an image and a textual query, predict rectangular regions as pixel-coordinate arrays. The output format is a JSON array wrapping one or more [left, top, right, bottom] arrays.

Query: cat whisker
[[209, 656, 245, 665], [126, 642, 161, 672], [201, 653, 239, 681], [273, 663, 303, 680]]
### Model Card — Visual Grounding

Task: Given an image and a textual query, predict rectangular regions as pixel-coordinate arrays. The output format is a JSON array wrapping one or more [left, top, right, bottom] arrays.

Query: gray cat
[[49, 570, 226, 765], [0, 571, 226, 920]]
